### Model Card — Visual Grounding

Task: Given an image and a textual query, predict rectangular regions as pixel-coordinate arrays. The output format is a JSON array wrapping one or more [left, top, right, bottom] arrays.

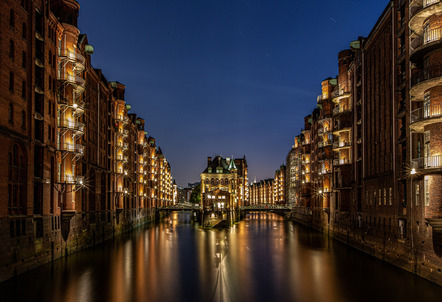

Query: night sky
[[78, 0, 388, 187]]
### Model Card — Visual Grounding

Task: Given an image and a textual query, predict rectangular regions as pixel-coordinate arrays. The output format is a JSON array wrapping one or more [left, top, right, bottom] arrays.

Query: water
[[1, 212, 441, 302]]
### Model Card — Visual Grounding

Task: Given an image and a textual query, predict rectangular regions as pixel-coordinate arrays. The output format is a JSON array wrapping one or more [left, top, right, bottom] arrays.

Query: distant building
[[200, 156, 247, 225]]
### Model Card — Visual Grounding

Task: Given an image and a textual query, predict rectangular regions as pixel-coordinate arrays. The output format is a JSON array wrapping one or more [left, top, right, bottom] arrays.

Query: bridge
[[240, 204, 291, 215], [157, 203, 200, 212]]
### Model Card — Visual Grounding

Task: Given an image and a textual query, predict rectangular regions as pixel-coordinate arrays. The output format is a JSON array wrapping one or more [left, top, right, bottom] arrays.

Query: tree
[[189, 183, 201, 204]]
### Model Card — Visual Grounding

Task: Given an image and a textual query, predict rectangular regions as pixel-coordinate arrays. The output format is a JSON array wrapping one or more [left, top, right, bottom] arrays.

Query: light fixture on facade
[[411, 168, 416, 175]]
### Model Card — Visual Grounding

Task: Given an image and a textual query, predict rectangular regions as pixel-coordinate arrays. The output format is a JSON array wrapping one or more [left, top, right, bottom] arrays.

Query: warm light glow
[[411, 168, 416, 175]]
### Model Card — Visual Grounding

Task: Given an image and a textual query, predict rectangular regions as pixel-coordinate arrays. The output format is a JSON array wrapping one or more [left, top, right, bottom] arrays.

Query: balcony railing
[[333, 105, 351, 115], [58, 73, 85, 88], [412, 155, 442, 169], [411, 65, 442, 86], [333, 141, 351, 149], [60, 174, 84, 184], [411, 27, 442, 52], [58, 120, 85, 132], [318, 140, 332, 148], [333, 158, 351, 165], [59, 142, 84, 154], [424, 0, 440, 8], [411, 104, 442, 123], [59, 49, 86, 68]]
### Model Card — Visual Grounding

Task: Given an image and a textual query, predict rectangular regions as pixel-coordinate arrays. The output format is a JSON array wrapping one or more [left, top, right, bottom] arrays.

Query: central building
[[200, 156, 248, 226]]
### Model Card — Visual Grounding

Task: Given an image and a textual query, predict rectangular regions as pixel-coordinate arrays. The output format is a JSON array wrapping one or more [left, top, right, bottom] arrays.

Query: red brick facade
[[0, 0, 175, 282], [287, 0, 442, 285]]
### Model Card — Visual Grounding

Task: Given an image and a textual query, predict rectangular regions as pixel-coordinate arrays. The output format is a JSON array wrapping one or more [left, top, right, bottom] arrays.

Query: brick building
[[286, 0, 442, 285], [0, 0, 174, 282], [200, 156, 247, 225]]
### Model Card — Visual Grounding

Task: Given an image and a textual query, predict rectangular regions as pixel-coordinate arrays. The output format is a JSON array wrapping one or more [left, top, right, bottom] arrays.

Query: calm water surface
[[1, 212, 442, 302]]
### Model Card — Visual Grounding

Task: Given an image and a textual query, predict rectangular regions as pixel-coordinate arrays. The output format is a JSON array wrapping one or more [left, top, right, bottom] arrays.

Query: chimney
[[207, 157, 212, 166]]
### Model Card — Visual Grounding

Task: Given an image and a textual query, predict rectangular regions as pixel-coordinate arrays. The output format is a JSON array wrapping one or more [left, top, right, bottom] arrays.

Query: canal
[[1, 212, 442, 302]]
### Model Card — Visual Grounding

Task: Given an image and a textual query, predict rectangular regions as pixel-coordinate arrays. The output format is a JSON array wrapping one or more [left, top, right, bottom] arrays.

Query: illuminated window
[[425, 177, 430, 206]]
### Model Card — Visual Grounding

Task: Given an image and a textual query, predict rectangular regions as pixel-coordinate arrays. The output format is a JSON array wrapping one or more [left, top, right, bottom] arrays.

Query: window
[[49, 51, 52, 66], [389, 187, 392, 206], [8, 104, 14, 124], [10, 9, 15, 29], [21, 111, 26, 129], [415, 184, 420, 206], [22, 22, 27, 39], [425, 176, 430, 206], [22, 80, 26, 99], [9, 40, 15, 59], [379, 189, 381, 205], [399, 219, 407, 240], [8, 145, 26, 215], [384, 188, 386, 205], [22, 51, 26, 68], [9, 72, 14, 92]]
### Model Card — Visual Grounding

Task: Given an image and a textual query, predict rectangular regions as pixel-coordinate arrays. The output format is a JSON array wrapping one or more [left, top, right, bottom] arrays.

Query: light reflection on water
[[1, 212, 442, 302]]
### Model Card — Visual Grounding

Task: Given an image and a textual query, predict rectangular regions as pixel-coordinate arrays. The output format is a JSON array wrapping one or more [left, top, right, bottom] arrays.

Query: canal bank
[[288, 208, 442, 286], [0, 209, 169, 283]]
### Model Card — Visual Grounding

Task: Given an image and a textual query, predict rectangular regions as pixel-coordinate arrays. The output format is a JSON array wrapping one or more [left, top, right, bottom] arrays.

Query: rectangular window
[[415, 184, 420, 206], [384, 188, 387, 205], [399, 219, 407, 240], [379, 189, 381, 205], [425, 177, 430, 206], [389, 187, 392, 205]]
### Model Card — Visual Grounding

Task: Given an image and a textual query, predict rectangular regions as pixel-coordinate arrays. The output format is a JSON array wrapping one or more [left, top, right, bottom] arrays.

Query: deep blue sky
[[78, 0, 388, 187]]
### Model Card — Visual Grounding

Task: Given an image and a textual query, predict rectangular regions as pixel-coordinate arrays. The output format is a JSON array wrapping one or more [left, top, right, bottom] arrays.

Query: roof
[[202, 155, 233, 174]]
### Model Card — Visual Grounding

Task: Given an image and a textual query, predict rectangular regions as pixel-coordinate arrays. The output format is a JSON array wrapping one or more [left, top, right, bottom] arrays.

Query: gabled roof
[[202, 155, 231, 174]]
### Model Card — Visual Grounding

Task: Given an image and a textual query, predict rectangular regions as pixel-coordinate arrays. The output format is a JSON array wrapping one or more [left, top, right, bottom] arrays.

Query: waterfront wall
[[289, 208, 442, 286], [0, 209, 161, 283]]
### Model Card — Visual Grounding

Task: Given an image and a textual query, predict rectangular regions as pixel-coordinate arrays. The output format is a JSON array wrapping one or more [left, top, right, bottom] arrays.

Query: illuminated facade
[[200, 156, 247, 225], [0, 0, 174, 282], [286, 0, 442, 285]]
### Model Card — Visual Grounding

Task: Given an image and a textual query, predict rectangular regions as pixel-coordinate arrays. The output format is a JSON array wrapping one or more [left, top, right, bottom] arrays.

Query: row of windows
[[365, 187, 393, 206]]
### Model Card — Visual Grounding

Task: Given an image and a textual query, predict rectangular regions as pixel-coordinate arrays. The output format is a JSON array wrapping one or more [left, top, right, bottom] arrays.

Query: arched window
[[211, 178, 214, 185]]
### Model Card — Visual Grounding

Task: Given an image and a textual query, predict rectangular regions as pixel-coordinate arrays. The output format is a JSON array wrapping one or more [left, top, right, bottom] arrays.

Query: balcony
[[410, 104, 442, 132], [412, 155, 442, 171], [333, 141, 351, 150], [332, 90, 351, 103], [410, 27, 442, 62], [59, 49, 85, 71], [58, 73, 85, 93], [333, 105, 352, 116], [59, 174, 84, 185], [409, 0, 442, 34], [318, 140, 332, 148], [58, 120, 85, 133], [59, 142, 85, 155], [319, 168, 332, 175], [333, 158, 351, 166], [410, 65, 442, 99]]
